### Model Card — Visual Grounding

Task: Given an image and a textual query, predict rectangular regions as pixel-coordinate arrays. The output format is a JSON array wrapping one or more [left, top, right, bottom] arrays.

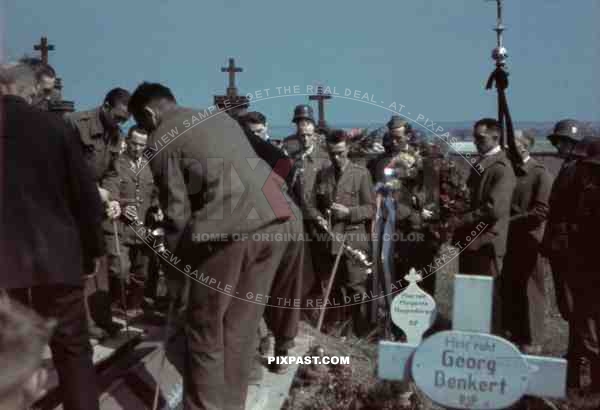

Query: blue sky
[[4, 0, 599, 126]]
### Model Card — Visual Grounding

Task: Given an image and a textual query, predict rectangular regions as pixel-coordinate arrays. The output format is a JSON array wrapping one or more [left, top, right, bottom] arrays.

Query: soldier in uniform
[[128, 82, 303, 409], [282, 105, 331, 302], [101, 126, 160, 311], [67, 88, 131, 184], [569, 138, 600, 392], [367, 116, 435, 295], [239, 111, 305, 376], [239, 111, 271, 142], [502, 131, 553, 354], [316, 129, 375, 336], [67, 87, 131, 338], [239, 111, 293, 186], [367, 115, 416, 182], [387, 148, 438, 294], [452, 118, 516, 335], [541, 119, 589, 388]]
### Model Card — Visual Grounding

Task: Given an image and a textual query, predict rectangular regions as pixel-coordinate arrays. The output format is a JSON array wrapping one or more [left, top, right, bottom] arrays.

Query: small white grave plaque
[[412, 330, 529, 409], [391, 268, 437, 344]]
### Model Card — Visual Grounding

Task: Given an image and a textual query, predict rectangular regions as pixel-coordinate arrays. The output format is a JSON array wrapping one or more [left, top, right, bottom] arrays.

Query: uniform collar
[[302, 143, 315, 161]]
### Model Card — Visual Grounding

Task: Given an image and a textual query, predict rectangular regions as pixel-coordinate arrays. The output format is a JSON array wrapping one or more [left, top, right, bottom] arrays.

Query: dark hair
[[326, 129, 348, 145], [240, 111, 266, 126], [474, 118, 501, 140], [127, 125, 147, 138], [104, 87, 131, 108], [19, 56, 56, 79], [128, 82, 176, 116]]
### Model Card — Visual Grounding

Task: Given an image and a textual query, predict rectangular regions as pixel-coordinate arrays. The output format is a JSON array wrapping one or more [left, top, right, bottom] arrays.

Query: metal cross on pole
[[485, 0, 520, 163], [378, 274, 567, 409], [33, 36, 55, 65], [309, 85, 332, 129], [491, 0, 506, 64]]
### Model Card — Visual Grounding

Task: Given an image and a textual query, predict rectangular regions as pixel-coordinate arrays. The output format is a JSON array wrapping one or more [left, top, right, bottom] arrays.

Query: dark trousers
[[502, 250, 546, 347], [263, 218, 304, 351], [106, 237, 151, 281], [183, 221, 295, 410], [319, 252, 370, 335], [9, 285, 99, 410], [566, 284, 600, 389], [549, 254, 575, 321], [459, 248, 504, 335]]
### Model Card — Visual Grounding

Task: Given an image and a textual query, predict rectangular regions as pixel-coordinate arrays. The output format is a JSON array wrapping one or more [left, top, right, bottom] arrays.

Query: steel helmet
[[547, 119, 585, 144], [292, 104, 315, 123]]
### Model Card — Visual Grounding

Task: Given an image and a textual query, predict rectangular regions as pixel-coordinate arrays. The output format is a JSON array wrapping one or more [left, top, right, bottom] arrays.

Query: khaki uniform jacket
[[148, 107, 295, 255], [316, 162, 375, 254], [282, 134, 331, 225], [101, 155, 159, 244], [66, 107, 122, 182], [541, 159, 578, 255]]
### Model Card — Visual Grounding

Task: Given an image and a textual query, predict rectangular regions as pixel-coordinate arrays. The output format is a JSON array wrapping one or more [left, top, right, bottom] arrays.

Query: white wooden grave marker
[[390, 268, 437, 345], [379, 274, 567, 409]]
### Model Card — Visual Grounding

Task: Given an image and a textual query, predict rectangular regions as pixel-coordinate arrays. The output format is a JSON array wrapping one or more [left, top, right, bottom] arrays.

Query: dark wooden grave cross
[[309, 85, 332, 128], [221, 58, 243, 97], [34, 36, 54, 65]]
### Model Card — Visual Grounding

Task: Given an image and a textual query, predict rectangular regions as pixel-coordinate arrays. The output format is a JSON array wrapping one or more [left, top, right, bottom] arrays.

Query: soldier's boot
[[567, 355, 585, 389], [84, 292, 108, 340], [83, 273, 109, 340], [589, 357, 600, 393]]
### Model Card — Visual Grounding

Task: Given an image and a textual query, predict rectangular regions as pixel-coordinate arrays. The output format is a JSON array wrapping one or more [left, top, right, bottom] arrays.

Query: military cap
[[387, 115, 411, 131]]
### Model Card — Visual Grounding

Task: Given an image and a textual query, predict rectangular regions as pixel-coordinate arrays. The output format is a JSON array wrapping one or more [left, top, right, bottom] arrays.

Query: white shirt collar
[[482, 145, 502, 157]]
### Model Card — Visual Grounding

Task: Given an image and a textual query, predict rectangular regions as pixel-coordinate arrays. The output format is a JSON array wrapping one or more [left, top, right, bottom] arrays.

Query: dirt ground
[[282, 251, 600, 410]]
